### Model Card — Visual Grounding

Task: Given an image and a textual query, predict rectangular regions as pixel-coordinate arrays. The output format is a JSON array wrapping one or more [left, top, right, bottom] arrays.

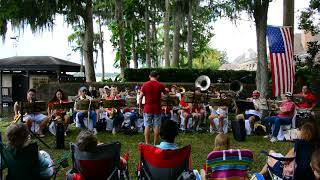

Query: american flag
[[267, 26, 295, 97]]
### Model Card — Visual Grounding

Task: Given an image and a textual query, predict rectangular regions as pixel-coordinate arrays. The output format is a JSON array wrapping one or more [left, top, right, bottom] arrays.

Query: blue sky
[[0, 0, 309, 73]]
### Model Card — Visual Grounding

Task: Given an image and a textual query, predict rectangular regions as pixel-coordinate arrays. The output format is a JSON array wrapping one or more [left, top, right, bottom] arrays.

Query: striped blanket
[[206, 149, 253, 180]]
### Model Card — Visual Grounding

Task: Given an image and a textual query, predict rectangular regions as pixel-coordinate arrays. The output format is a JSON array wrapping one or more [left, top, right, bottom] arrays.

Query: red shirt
[[161, 106, 171, 114], [191, 104, 200, 113], [278, 100, 295, 118], [297, 92, 317, 109], [179, 97, 190, 113], [141, 80, 166, 114], [48, 99, 68, 114], [105, 95, 121, 112]]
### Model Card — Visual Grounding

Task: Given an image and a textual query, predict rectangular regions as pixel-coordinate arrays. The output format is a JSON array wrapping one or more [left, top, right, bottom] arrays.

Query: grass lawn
[[0, 120, 293, 180]]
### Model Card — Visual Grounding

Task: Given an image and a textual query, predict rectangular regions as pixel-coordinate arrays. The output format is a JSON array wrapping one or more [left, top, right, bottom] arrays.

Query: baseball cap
[[134, 85, 140, 91], [252, 90, 260, 97], [79, 86, 87, 92], [285, 92, 293, 97]]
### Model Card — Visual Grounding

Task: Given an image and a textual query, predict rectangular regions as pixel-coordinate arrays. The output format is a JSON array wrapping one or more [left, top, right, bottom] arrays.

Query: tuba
[[230, 80, 243, 96], [195, 75, 211, 91]]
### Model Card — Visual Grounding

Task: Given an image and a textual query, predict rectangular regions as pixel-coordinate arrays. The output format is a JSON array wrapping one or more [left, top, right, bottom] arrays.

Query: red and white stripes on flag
[[267, 26, 295, 97]]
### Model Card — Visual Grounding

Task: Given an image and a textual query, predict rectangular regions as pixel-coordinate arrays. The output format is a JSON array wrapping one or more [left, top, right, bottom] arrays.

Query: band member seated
[[105, 87, 124, 134], [209, 85, 220, 98], [209, 92, 228, 134], [263, 92, 295, 142], [238, 90, 262, 132], [47, 89, 71, 135], [74, 86, 97, 134], [178, 93, 191, 132], [13, 89, 49, 137], [191, 88, 206, 131], [296, 85, 317, 111], [161, 106, 171, 122]]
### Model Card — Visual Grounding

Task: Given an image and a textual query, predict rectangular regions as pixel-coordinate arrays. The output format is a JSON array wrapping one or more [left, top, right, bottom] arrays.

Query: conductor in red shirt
[[139, 71, 166, 145]]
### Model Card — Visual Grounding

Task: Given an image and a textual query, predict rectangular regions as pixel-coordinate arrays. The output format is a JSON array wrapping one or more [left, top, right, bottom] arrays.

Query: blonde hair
[[214, 134, 230, 151]]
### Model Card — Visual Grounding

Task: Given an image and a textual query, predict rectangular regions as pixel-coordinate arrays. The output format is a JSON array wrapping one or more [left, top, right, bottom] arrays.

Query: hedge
[[124, 68, 256, 83], [37, 82, 256, 102]]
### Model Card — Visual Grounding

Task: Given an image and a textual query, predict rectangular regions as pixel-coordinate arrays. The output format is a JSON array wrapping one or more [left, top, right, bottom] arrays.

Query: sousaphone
[[195, 75, 211, 91]]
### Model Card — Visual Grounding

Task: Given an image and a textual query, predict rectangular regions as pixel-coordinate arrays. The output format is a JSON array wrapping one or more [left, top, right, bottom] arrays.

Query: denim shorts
[[143, 113, 161, 127]]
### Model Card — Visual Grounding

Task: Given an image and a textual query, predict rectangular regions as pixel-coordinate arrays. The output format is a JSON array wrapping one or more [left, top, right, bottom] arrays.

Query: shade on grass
[[0, 121, 292, 179]]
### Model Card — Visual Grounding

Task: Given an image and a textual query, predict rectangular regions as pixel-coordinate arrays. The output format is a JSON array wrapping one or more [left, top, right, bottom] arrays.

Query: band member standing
[[139, 71, 166, 145], [13, 89, 49, 137], [296, 85, 317, 111]]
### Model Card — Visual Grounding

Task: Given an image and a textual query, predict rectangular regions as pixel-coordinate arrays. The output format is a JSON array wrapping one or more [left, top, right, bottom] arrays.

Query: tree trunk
[[164, 0, 170, 67], [145, 0, 151, 67], [152, 6, 158, 68], [254, 0, 269, 98], [172, 4, 181, 67], [132, 33, 138, 68], [115, 0, 127, 79], [283, 0, 294, 50], [98, 17, 105, 81], [84, 0, 96, 82], [187, 0, 193, 69]]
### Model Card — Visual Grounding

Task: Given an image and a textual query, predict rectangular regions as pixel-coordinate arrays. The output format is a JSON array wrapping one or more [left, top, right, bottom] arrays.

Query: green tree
[[193, 47, 227, 69], [217, 0, 270, 98], [299, 0, 320, 35], [0, 0, 97, 82]]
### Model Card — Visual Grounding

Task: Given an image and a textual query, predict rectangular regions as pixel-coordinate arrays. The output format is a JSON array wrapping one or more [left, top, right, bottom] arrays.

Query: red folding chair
[[67, 141, 128, 180], [137, 144, 192, 180]]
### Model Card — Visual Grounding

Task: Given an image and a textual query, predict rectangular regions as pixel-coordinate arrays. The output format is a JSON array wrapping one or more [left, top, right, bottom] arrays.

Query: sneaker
[[93, 128, 98, 135], [270, 137, 277, 142], [112, 128, 116, 135], [263, 135, 271, 139]]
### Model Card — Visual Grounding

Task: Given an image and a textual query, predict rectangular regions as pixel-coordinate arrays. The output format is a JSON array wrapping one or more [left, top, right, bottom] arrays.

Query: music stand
[[20, 101, 50, 149], [235, 100, 255, 113]]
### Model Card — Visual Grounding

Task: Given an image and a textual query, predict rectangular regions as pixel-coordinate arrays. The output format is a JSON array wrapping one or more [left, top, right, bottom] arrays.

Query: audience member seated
[[76, 130, 128, 169], [74, 86, 98, 134], [259, 123, 319, 180], [48, 89, 71, 135], [209, 92, 229, 134], [1, 124, 54, 179], [200, 134, 230, 180], [311, 149, 320, 180], [263, 92, 295, 142], [156, 120, 179, 150], [13, 88, 49, 137]]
